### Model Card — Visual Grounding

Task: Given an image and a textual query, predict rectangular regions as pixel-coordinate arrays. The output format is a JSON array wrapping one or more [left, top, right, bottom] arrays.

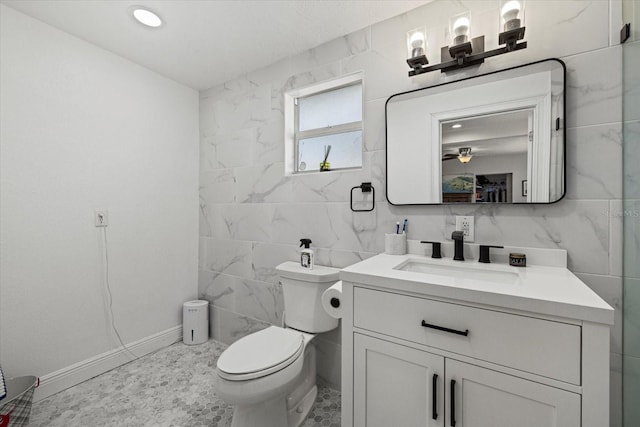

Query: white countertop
[[340, 253, 614, 325]]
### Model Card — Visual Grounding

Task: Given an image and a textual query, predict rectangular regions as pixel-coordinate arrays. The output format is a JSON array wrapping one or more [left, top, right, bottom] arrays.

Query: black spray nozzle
[[300, 238, 312, 248]]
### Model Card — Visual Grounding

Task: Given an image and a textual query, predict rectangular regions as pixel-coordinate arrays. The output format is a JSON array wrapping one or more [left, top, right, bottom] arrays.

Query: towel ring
[[350, 182, 375, 212]]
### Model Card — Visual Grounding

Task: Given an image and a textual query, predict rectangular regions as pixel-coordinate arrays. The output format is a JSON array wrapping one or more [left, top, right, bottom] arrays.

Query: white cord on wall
[[101, 226, 139, 360]]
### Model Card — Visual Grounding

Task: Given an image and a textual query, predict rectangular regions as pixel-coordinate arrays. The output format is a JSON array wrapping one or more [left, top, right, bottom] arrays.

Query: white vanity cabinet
[[445, 359, 580, 427], [353, 333, 444, 427], [340, 253, 614, 427], [353, 333, 580, 427]]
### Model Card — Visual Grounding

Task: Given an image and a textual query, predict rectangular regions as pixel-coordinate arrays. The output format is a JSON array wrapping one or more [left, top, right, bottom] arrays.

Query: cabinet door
[[354, 333, 444, 427], [446, 359, 580, 427]]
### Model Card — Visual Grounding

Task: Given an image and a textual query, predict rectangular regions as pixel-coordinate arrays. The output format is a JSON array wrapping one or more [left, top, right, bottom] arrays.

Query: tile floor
[[30, 339, 340, 426]]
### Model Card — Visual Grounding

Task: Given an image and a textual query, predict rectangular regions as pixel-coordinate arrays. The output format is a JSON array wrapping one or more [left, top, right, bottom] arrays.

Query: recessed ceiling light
[[451, 124, 462, 129], [132, 7, 163, 28]]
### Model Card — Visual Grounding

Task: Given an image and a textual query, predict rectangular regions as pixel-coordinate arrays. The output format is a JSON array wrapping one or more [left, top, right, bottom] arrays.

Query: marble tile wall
[[198, 1, 624, 422]]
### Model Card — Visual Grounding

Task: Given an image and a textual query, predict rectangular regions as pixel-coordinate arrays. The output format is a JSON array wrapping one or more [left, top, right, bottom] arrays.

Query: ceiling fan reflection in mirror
[[442, 147, 473, 163]]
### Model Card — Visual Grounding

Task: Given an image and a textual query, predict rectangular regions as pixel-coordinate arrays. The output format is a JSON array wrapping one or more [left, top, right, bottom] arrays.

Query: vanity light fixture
[[499, 0, 526, 51], [406, 27, 429, 69], [132, 6, 163, 28], [458, 147, 473, 163], [451, 123, 462, 129], [407, 0, 527, 77], [447, 12, 474, 64]]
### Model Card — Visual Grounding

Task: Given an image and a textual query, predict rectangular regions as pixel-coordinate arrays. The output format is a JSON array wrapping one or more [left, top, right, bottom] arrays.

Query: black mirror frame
[[385, 58, 567, 206]]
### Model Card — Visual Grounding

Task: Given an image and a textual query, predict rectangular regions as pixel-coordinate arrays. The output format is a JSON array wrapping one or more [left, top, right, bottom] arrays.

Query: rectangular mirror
[[386, 59, 565, 204]]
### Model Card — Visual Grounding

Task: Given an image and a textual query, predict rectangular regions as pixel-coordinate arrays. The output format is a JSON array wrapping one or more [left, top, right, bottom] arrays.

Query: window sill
[[288, 166, 363, 177]]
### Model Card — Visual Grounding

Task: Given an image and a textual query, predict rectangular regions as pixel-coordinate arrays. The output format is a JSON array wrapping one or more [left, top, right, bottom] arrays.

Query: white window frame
[[284, 72, 364, 175]]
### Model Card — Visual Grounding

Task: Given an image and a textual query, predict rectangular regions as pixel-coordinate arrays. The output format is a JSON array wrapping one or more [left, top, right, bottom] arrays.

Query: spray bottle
[[300, 238, 314, 270]]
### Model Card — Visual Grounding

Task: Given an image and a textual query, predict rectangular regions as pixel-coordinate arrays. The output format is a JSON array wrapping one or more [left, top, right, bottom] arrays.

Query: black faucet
[[478, 245, 504, 263], [420, 241, 442, 258], [451, 231, 465, 261]]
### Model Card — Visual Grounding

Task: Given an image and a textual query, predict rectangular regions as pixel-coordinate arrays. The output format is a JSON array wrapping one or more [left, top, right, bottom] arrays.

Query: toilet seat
[[217, 326, 304, 381]]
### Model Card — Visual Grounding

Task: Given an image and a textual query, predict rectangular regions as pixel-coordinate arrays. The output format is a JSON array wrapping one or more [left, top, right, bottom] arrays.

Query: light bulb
[[410, 31, 425, 49], [501, 1, 522, 31], [501, 1, 521, 21], [451, 16, 470, 46], [407, 29, 427, 59], [453, 17, 470, 36]]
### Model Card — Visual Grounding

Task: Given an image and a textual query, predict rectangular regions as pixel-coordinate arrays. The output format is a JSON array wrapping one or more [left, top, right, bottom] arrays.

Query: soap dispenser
[[300, 238, 314, 270]]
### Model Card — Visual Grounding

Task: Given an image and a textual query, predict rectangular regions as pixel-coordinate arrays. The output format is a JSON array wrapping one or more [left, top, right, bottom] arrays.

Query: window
[[284, 73, 363, 174]]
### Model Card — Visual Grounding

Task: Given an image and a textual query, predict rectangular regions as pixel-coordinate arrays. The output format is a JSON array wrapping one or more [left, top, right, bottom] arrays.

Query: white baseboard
[[34, 326, 182, 402]]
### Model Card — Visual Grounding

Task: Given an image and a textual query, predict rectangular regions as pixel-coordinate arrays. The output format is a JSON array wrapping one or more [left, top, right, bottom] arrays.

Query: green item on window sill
[[319, 161, 330, 171]]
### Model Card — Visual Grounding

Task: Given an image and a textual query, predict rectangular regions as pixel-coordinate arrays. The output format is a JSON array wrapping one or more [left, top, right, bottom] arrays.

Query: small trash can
[[183, 300, 208, 345], [0, 376, 39, 427]]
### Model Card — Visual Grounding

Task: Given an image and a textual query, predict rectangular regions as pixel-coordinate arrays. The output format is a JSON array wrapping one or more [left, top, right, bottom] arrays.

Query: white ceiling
[[442, 109, 530, 157], [1, 0, 430, 90]]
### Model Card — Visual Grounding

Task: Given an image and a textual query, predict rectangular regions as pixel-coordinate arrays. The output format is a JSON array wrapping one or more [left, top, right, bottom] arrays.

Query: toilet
[[214, 261, 340, 427]]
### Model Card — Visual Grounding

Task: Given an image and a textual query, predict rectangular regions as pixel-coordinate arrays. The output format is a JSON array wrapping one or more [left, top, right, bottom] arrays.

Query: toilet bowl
[[214, 262, 340, 427], [215, 326, 317, 427]]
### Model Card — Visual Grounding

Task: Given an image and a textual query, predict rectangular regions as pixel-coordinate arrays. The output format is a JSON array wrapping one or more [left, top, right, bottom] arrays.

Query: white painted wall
[[0, 4, 199, 388]]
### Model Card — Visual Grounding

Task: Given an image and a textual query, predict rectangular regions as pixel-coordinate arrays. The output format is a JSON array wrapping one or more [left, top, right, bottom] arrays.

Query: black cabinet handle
[[421, 320, 469, 336], [432, 374, 438, 420], [450, 379, 456, 427]]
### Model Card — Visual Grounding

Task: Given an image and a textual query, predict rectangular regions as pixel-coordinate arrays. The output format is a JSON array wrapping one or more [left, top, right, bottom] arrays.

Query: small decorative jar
[[509, 253, 527, 267]]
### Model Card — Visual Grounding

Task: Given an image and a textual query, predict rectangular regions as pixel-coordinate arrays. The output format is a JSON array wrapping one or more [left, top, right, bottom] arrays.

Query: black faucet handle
[[478, 245, 504, 263], [451, 230, 464, 240], [451, 231, 465, 261], [420, 241, 442, 259]]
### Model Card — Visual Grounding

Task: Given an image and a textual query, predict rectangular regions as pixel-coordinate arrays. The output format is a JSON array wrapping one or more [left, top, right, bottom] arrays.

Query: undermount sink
[[394, 258, 520, 286]]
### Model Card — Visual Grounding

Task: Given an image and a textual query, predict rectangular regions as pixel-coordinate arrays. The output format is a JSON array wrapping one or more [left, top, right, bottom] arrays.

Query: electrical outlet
[[95, 210, 109, 227], [455, 215, 474, 242]]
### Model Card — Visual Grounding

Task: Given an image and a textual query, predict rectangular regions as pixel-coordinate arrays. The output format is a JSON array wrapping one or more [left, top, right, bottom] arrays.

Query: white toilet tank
[[276, 261, 340, 333]]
